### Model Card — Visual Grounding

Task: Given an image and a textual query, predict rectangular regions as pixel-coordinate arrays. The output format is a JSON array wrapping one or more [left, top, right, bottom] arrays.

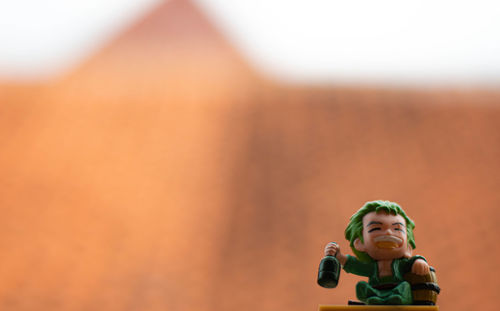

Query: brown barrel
[[404, 266, 440, 305]]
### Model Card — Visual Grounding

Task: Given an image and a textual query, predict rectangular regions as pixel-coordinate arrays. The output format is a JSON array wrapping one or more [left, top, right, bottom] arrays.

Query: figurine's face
[[354, 211, 412, 260]]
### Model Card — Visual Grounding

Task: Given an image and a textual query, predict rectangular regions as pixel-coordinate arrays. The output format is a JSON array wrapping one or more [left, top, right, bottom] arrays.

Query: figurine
[[319, 200, 439, 305]]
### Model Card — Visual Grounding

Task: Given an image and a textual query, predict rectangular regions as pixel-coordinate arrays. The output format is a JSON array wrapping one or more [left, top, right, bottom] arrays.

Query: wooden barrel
[[404, 266, 440, 305]]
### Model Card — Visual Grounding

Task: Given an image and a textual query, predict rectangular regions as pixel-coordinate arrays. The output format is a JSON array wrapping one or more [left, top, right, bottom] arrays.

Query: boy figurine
[[324, 200, 430, 305]]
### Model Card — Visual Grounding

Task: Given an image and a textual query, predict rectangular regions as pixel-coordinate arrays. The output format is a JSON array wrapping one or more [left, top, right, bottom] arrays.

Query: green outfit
[[343, 255, 426, 305]]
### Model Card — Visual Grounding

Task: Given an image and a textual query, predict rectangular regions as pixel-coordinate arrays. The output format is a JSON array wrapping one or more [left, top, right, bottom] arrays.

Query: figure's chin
[[370, 249, 406, 260]]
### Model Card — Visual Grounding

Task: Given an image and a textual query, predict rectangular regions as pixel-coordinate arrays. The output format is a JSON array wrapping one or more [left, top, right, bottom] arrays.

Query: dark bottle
[[317, 255, 341, 288]]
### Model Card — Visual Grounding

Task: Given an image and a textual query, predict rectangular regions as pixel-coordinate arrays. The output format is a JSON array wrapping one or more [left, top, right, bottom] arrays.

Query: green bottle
[[317, 255, 341, 288]]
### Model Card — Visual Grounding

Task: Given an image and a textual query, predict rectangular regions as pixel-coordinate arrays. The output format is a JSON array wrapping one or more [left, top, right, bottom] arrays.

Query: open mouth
[[373, 235, 403, 249]]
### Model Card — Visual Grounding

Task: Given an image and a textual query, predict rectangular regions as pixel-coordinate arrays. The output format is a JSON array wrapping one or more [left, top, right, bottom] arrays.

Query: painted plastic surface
[[317, 255, 341, 288], [318, 200, 439, 306]]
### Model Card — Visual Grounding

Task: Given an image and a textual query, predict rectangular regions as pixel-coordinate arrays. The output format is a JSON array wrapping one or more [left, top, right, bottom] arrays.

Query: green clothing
[[343, 255, 426, 305]]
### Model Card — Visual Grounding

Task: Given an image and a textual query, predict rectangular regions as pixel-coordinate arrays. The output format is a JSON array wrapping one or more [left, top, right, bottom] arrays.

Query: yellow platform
[[319, 306, 438, 311]]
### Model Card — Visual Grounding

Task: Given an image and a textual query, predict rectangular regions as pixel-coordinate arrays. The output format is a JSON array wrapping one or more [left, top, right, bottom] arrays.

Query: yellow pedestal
[[319, 306, 438, 311]]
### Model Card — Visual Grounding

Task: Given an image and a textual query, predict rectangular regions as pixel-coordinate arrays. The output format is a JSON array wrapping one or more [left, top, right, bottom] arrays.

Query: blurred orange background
[[1, 1, 499, 311]]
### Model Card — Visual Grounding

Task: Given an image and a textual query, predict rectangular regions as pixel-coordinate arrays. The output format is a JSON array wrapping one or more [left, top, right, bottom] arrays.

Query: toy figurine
[[318, 200, 440, 306]]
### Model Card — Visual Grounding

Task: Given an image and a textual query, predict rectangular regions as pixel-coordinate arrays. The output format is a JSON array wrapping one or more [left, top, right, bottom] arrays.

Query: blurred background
[[1, 1, 499, 311]]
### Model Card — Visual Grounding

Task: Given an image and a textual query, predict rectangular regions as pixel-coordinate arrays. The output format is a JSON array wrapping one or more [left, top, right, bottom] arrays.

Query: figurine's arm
[[324, 242, 348, 266], [411, 258, 430, 275]]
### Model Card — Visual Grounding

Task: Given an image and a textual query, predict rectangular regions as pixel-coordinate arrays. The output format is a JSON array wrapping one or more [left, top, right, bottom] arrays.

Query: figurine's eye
[[394, 228, 405, 233], [368, 227, 381, 233]]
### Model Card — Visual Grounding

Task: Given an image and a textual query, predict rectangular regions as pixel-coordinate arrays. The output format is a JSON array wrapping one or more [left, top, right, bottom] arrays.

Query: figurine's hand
[[411, 259, 430, 275], [324, 242, 340, 257]]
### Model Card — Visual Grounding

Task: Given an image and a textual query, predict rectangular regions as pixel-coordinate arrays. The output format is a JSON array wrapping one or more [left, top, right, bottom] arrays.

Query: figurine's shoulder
[[395, 255, 427, 270], [398, 255, 426, 263], [410, 255, 427, 262]]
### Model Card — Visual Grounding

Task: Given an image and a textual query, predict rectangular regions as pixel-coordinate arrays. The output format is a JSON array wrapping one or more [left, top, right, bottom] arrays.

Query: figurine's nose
[[383, 228, 394, 235]]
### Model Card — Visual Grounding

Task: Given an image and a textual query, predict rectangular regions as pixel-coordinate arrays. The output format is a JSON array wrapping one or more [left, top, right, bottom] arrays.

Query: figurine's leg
[[385, 281, 413, 305], [397, 281, 413, 304], [356, 281, 383, 304], [365, 296, 385, 305]]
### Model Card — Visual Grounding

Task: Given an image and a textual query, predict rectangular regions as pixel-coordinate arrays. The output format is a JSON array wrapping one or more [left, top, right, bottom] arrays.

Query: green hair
[[344, 200, 416, 262]]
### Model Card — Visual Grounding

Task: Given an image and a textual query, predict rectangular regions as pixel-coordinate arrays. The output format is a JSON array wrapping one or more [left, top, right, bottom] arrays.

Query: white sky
[[1, 0, 500, 86], [0, 0, 162, 80]]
